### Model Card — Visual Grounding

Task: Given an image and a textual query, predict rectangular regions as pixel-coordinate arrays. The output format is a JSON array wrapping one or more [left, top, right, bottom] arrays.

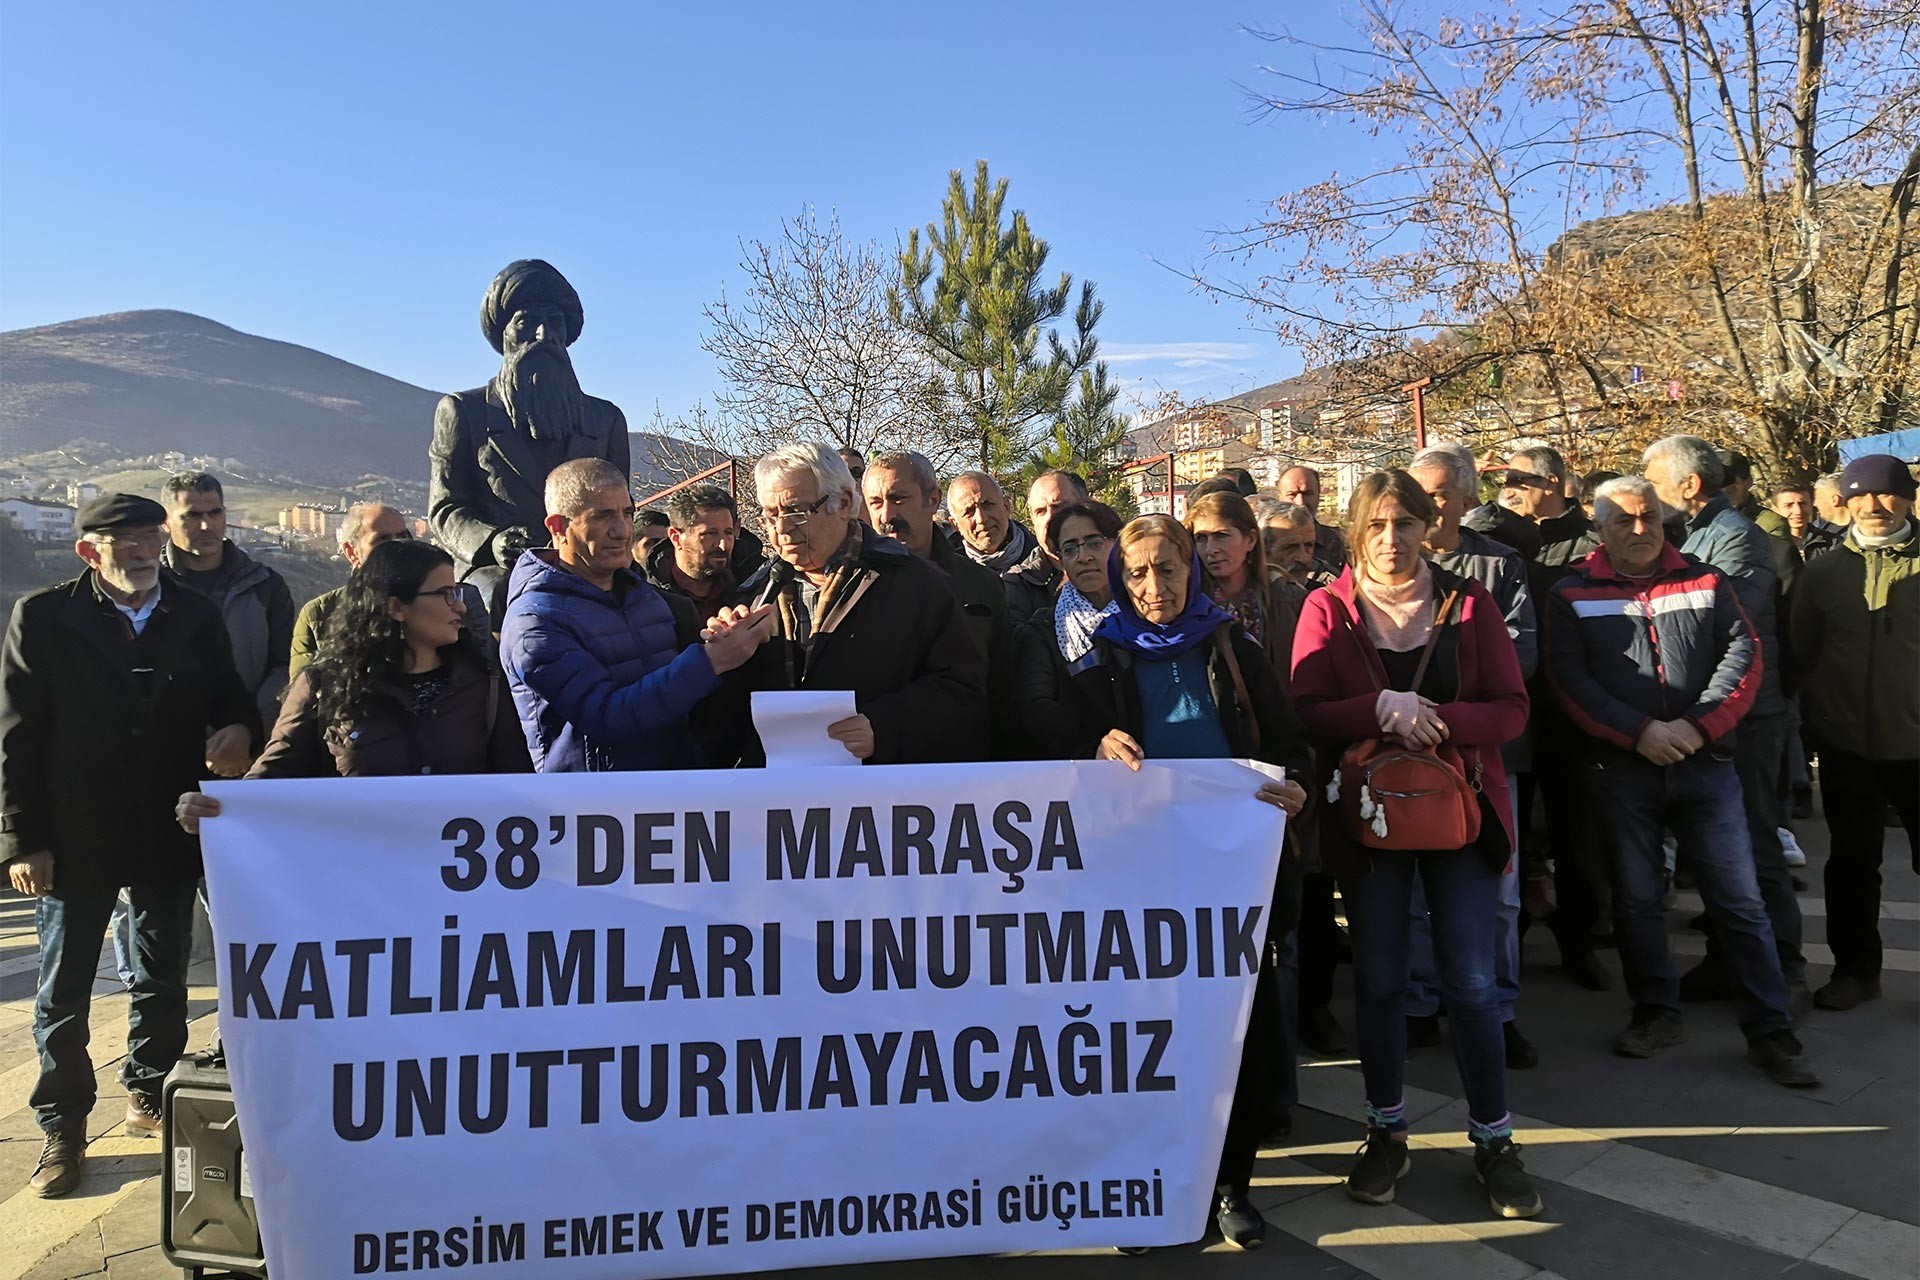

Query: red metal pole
[[1402, 377, 1433, 449]]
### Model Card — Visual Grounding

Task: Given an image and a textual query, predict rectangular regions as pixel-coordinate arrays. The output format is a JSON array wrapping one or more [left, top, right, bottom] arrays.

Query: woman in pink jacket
[[1289, 469, 1537, 1220]]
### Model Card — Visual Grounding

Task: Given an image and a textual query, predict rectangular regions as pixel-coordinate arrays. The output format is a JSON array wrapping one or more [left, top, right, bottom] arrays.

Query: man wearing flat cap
[[428, 259, 632, 621], [0, 494, 258, 1197], [1788, 453, 1920, 1012]]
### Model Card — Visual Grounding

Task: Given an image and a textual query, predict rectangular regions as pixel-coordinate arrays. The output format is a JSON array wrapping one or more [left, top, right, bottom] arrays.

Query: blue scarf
[[1093, 546, 1232, 660]]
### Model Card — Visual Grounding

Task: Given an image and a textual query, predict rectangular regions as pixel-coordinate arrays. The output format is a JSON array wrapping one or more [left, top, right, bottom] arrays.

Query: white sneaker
[[1778, 828, 1807, 868]]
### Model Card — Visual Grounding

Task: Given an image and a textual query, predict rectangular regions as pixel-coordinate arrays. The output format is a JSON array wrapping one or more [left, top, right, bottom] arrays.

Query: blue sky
[[0, 2, 1375, 424]]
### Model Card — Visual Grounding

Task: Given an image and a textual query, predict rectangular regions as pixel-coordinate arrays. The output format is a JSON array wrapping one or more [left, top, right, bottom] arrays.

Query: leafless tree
[[1197, 0, 1919, 480], [701, 207, 968, 471]]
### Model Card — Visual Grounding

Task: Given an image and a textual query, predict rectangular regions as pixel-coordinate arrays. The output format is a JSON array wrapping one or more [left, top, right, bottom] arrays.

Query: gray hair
[[338, 502, 401, 550], [866, 450, 939, 499], [162, 470, 223, 502], [1410, 443, 1480, 498], [1814, 472, 1844, 498], [1643, 435, 1723, 491], [1592, 475, 1661, 518], [1265, 501, 1315, 527], [544, 457, 629, 520], [1508, 443, 1568, 486], [754, 442, 855, 512], [945, 470, 1005, 504]]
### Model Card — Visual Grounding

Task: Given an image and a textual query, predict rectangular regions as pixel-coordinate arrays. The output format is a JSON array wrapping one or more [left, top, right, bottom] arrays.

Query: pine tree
[[891, 160, 1102, 472], [1024, 362, 1133, 512]]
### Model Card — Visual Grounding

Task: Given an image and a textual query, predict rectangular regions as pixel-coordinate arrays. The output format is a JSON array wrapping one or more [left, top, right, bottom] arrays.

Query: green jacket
[[1789, 527, 1920, 761]]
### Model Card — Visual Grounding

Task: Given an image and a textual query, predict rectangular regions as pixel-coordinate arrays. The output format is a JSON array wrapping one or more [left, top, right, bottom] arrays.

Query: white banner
[[200, 759, 1284, 1278]]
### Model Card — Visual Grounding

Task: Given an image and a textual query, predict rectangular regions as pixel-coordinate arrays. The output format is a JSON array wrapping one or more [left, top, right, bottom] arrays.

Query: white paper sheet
[[752, 689, 860, 767]]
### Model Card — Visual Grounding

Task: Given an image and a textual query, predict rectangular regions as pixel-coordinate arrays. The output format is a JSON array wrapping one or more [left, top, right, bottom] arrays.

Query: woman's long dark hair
[[311, 539, 475, 727]]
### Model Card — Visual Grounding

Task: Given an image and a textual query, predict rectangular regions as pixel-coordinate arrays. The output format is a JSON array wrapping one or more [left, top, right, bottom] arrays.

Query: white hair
[[1410, 443, 1480, 498], [338, 502, 401, 550], [945, 470, 1004, 503], [1265, 501, 1315, 527], [1643, 435, 1723, 491], [544, 458, 629, 520], [1814, 472, 1844, 498], [1593, 474, 1661, 517], [754, 442, 855, 512]]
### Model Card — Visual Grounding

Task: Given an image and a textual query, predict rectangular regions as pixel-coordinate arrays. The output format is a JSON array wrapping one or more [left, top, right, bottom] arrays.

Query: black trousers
[[1817, 748, 1919, 981], [1297, 872, 1340, 1016], [1217, 858, 1301, 1198], [1519, 765, 1605, 954]]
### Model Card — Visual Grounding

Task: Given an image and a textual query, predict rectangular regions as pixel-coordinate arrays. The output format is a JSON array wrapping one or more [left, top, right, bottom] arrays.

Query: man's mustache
[[882, 516, 914, 539]]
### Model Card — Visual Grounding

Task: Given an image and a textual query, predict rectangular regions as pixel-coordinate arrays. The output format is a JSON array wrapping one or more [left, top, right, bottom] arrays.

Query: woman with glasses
[[177, 541, 527, 822], [1011, 501, 1123, 757]]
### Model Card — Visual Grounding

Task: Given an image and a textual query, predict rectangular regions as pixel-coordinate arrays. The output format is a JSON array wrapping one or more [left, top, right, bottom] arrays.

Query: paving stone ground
[[2, 805, 1913, 1280]]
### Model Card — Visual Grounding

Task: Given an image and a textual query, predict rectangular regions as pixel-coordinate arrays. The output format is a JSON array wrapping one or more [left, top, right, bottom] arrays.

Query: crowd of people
[[2, 432, 1915, 1256]]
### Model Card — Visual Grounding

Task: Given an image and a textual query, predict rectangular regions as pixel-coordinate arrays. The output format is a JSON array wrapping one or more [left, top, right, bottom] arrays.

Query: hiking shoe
[[124, 1090, 163, 1138], [1406, 1012, 1441, 1048], [1677, 957, 1731, 1002], [1613, 1007, 1683, 1058], [1504, 1021, 1540, 1070], [1345, 1127, 1411, 1205], [1814, 975, 1882, 1011], [1778, 828, 1808, 868], [1747, 1029, 1820, 1088], [29, 1125, 84, 1198], [1215, 1193, 1266, 1249], [1474, 1137, 1544, 1219]]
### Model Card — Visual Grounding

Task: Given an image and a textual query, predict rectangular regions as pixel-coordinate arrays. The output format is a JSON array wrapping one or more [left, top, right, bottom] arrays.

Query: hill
[[0, 310, 728, 496], [0, 310, 441, 484]]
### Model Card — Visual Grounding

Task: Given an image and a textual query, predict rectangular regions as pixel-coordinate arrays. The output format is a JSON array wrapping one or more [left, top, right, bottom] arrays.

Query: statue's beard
[[498, 341, 585, 442]]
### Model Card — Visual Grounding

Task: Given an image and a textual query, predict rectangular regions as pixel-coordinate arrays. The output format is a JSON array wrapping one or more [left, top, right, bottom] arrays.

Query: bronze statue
[[428, 259, 631, 615]]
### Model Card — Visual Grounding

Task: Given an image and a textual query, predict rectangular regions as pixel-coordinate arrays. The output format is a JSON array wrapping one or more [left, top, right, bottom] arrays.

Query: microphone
[[755, 559, 794, 610]]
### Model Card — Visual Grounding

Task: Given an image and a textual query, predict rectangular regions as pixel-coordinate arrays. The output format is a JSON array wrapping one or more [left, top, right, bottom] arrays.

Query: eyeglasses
[[405, 585, 465, 606], [98, 531, 166, 551], [1058, 536, 1110, 560], [1502, 469, 1552, 489], [760, 495, 834, 528]]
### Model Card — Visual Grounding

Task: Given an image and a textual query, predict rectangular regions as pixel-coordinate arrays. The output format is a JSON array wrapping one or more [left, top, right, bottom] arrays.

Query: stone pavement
[[2, 816, 1914, 1280]]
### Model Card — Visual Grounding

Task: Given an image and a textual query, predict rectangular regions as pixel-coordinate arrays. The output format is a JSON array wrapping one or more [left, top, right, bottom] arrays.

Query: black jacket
[[928, 533, 1025, 758], [251, 642, 532, 779], [1069, 626, 1317, 861], [427, 381, 630, 579], [0, 573, 260, 893], [730, 527, 989, 764]]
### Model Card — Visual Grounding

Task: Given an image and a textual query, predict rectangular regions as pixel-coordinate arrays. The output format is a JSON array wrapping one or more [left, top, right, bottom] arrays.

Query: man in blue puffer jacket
[[501, 458, 770, 771]]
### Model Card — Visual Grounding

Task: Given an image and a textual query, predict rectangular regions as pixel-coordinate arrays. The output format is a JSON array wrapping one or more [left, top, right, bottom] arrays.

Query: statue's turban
[[480, 259, 584, 353]]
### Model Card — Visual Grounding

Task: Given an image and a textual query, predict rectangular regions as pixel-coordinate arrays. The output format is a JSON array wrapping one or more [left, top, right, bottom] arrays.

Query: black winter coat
[[0, 573, 259, 894], [729, 530, 989, 764], [250, 643, 532, 779]]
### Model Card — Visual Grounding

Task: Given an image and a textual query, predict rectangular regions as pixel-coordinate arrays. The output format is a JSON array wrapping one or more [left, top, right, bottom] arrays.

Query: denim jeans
[[1343, 850, 1508, 1132], [1585, 751, 1791, 1036], [30, 881, 197, 1133], [1725, 711, 1805, 983], [1815, 747, 1920, 980], [1406, 793, 1521, 1021]]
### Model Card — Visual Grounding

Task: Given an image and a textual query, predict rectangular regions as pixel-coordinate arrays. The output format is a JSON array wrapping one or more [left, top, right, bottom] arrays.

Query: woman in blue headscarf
[[1070, 513, 1313, 1251]]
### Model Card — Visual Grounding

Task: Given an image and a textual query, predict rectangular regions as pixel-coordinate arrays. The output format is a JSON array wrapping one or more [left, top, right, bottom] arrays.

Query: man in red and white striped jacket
[[1543, 475, 1817, 1089]]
